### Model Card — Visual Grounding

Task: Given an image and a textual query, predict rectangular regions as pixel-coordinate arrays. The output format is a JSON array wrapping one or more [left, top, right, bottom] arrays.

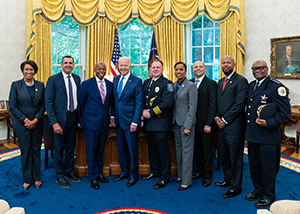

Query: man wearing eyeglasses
[[244, 60, 291, 208]]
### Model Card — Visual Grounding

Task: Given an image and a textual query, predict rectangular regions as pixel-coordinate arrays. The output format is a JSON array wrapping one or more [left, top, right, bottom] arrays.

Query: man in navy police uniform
[[245, 60, 291, 208], [142, 59, 174, 189]]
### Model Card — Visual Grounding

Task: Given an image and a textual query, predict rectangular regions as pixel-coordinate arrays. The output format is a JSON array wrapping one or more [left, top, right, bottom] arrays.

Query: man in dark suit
[[78, 61, 113, 190], [111, 57, 143, 187], [245, 60, 291, 208], [214, 56, 248, 198], [142, 59, 174, 189], [190, 61, 217, 187], [45, 55, 82, 188]]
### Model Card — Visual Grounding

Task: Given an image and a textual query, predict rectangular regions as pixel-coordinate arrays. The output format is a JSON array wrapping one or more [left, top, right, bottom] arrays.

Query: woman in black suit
[[9, 60, 45, 190]]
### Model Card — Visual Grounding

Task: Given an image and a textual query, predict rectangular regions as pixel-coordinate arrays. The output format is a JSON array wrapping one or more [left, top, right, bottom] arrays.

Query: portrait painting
[[271, 36, 300, 79]]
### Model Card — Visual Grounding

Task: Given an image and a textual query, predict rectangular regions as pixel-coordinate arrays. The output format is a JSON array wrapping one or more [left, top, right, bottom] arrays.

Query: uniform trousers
[[147, 131, 171, 182], [248, 142, 281, 201]]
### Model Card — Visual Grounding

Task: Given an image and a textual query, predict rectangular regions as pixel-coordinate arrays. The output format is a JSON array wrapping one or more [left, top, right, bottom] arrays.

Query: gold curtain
[[26, 13, 52, 83], [26, 0, 246, 81], [87, 18, 115, 78], [155, 17, 184, 82]]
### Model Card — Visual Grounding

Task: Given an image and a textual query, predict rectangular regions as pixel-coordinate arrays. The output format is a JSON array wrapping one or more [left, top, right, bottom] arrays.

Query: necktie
[[99, 81, 105, 103], [195, 79, 200, 88], [222, 77, 228, 91], [118, 77, 124, 98], [67, 75, 74, 112], [254, 81, 259, 91], [149, 79, 154, 87]]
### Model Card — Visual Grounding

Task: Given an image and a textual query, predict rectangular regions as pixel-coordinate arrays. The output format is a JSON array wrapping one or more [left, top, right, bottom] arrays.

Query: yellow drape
[[87, 18, 115, 78], [26, 0, 246, 81], [155, 17, 184, 82]]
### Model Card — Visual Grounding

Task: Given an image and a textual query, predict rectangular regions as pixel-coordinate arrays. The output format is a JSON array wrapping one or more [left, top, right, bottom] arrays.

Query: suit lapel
[[21, 80, 32, 104], [120, 74, 132, 99], [93, 77, 102, 102]]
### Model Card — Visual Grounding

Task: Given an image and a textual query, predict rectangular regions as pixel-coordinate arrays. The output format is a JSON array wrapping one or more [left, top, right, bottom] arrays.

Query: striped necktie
[[99, 81, 105, 104]]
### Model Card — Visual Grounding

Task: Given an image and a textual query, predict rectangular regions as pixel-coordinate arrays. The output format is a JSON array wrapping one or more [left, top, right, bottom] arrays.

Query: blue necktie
[[118, 77, 124, 98], [67, 76, 74, 112], [195, 79, 200, 87]]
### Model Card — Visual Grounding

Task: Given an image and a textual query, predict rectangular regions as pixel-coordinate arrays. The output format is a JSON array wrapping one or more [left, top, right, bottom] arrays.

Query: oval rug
[[95, 207, 168, 214]]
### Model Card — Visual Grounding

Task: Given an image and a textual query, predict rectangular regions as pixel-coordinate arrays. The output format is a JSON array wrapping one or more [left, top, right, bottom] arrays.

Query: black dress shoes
[[113, 174, 129, 182], [56, 177, 71, 188], [153, 180, 169, 189], [126, 178, 138, 187], [91, 179, 99, 190], [202, 179, 212, 187], [255, 198, 274, 208], [97, 174, 109, 183], [192, 172, 204, 179], [178, 185, 190, 191], [214, 180, 230, 187], [222, 189, 241, 198], [142, 173, 160, 180], [64, 173, 82, 182], [245, 191, 262, 201], [172, 178, 182, 183]]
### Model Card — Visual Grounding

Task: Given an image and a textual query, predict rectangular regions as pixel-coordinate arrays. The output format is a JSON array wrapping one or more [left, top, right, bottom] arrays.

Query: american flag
[[110, 29, 122, 76], [148, 30, 159, 70]]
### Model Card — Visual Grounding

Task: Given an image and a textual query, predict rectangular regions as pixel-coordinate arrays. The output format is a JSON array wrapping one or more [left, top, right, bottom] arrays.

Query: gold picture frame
[[0, 100, 7, 111], [270, 36, 300, 79]]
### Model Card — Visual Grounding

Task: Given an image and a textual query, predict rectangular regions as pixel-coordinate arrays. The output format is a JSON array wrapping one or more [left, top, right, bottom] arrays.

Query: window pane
[[52, 66, 59, 75], [213, 65, 220, 81], [192, 15, 202, 29], [140, 23, 151, 31], [119, 32, 129, 48], [203, 16, 213, 28], [129, 19, 141, 31], [130, 49, 140, 64], [204, 47, 213, 63], [192, 48, 202, 62], [215, 47, 220, 63], [203, 29, 214, 46], [215, 22, 220, 28], [57, 48, 68, 63], [68, 31, 79, 48], [192, 30, 202, 46], [205, 65, 213, 79], [120, 48, 129, 57], [69, 18, 79, 30], [51, 30, 57, 47], [57, 31, 68, 47], [141, 66, 148, 81], [141, 32, 151, 47], [131, 66, 140, 77], [52, 47, 57, 64], [55, 18, 68, 30], [72, 66, 81, 76], [141, 48, 149, 64], [130, 32, 140, 48], [215, 29, 220, 45], [69, 49, 79, 64]]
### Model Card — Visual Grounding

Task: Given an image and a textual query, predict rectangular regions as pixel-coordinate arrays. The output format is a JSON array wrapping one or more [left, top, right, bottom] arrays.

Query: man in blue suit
[[78, 61, 114, 190], [45, 55, 82, 188], [111, 57, 143, 187]]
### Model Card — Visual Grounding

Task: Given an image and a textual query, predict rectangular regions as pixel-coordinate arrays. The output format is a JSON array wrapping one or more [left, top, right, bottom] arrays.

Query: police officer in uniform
[[245, 60, 291, 208], [142, 59, 174, 189]]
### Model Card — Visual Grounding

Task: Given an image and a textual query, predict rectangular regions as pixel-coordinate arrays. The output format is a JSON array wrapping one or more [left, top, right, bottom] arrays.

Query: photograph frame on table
[[270, 36, 300, 79], [0, 100, 7, 111]]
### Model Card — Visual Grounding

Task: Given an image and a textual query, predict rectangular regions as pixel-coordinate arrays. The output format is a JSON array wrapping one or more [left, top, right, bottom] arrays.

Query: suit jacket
[[9, 79, 45, 127], [173, 78, 198, 129], [45, 72, 81, 128], [78, 77, 113, 131], [216, 72, 248, 135], [112, 73, 143, 130], [191, 76, 217, 133], [245, 76, 291, 144]]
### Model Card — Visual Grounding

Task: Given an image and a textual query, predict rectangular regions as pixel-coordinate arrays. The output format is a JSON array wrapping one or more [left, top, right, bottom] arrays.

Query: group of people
[[8, 54, 291, 209]]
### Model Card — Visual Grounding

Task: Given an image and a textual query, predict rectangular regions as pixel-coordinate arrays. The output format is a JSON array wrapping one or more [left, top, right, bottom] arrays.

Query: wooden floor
[[1, 138, 300, 160]]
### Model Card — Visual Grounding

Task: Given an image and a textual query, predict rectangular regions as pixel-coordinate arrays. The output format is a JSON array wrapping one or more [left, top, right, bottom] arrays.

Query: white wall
[[244, 0, 300, 105], [0, 0, 27, 139]]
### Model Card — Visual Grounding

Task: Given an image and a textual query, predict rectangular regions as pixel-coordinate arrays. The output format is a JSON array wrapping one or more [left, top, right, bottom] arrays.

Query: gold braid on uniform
[[153, 106, 162, 115]]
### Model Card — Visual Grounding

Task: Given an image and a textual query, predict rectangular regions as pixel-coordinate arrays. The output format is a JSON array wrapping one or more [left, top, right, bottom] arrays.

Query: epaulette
[[271, 78, 281, 85]]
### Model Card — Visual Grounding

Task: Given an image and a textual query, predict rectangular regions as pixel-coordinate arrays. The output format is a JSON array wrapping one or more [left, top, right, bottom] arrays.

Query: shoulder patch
[[278, 86, 287, 97], [167, 83, 174, 92]]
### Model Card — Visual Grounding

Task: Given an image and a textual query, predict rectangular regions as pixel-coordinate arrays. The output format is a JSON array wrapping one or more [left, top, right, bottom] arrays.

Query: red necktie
[[222, 77, 228, 91]]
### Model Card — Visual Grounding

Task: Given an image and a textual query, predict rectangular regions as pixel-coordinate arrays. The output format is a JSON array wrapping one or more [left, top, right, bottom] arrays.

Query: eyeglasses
[[251, 66, 267, 71]]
